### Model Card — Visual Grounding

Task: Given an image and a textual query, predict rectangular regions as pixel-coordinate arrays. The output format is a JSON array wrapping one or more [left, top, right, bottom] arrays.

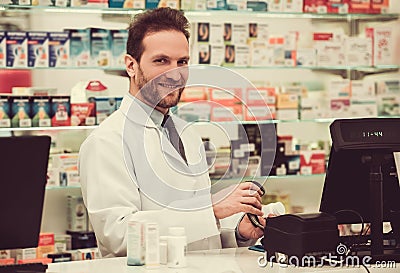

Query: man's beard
[[136, 65, 185, 109]]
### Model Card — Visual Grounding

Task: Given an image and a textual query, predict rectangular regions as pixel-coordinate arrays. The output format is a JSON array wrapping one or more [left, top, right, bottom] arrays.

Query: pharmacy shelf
[[2, 65, 399, 71], [0, 4, 398, 21], [44, 174, 325, 190], [210, 174, 326, 194], [1, 116, 400, 133], [0, 125, 97, 132], [46, 185, 81, 190], [211, 173, 325, 182]]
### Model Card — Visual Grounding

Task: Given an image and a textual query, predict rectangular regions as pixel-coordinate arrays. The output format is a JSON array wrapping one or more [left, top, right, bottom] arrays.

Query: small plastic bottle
[[167, 227, 187, 268], [159, 236, 168, 265]]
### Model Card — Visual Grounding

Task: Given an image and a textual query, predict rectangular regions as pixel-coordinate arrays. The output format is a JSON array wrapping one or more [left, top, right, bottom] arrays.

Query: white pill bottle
[[167, 227, 187, 268]]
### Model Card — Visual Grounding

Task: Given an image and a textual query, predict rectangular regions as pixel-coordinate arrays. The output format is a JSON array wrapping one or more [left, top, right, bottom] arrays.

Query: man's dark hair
[[127, 7, 190, 62]]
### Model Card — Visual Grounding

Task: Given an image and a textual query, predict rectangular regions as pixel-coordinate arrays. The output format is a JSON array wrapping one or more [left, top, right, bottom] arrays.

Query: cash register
[[0, 136, 51, 273], [262, 118, 400, 264]]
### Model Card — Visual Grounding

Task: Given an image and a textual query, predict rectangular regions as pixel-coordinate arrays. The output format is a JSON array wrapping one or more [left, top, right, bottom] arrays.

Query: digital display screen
[[340, 121, 400, 143]]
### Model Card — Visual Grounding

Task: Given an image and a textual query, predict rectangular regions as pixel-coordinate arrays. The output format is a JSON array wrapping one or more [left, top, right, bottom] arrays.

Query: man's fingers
[[240, 181, 265, 197], [242, 204, 263, 216], [241, 196, 262, 210]]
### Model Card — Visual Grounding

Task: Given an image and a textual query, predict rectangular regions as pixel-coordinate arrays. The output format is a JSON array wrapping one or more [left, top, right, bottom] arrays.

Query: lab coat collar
[[120, 94, 189, 166], [119, 94, 158, 129]]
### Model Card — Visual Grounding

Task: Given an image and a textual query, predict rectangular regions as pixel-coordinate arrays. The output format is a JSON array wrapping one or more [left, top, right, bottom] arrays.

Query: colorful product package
[[0, 31, 5, 68], [366, 26, 394, 66], [10, 95, 31, 128], [89, 97, 117, 124], [48, 32, 70, 67], [300, 150, 326, 175], [115, 97, 123, 110], [64, 28, 90, 67], [89, 28, 111, 67], [71, 102, 96, 126], [326, 0, 349, 13], [303, 0, 328, 13], [36, 233, 55, 258], [110, 29, 128, 68], [0, 95, 11, 128], [6, 31, 27, 68], [67, 195, 88, 232], [370, 0, 389, 14], [27, 31, 49, 68], [50, 0, 72, 6], [348, 0, 370, 14], [51, 95, 71, 126], [30, 96, 51, 127]]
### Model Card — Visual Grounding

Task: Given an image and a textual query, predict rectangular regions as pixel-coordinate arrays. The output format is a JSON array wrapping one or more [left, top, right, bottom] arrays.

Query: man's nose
[[165, 67, 181, 82]]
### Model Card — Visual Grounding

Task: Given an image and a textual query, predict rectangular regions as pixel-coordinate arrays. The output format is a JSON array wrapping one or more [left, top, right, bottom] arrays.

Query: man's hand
[[212, 182, 264, 219], [238, 214, 266, 239]]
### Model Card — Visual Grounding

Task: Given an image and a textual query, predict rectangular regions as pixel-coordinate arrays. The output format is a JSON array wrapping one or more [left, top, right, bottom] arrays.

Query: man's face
[[132, 30, 189, 112]]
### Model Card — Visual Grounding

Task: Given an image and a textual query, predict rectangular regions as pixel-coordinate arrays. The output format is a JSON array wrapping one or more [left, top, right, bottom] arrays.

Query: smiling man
[[78, 7, 266, 258]]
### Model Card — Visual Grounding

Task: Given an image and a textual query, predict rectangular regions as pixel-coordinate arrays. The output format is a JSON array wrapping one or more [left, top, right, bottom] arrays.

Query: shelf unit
[[1, 5, 399, 234]]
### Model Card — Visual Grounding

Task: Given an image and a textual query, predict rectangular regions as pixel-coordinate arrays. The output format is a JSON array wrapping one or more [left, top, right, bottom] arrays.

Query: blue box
[[0, 31, 5, 68], [6, 31, 27, 68], [30, 96, 51, 127], [27, 31, 49, 68], [108, 0, 125, 8], [48, 32, 70, 67], [89, 28, 111, 67], [65, 28, 90, 67], [0, 95, 11, 128], [110, 29, 128, 68], [88, 97, 117, 124], [10, 96, 31, 128]]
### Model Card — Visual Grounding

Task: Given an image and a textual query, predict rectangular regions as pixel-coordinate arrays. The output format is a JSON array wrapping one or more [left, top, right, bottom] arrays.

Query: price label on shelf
[[39, 119, 51, 127], [0, 120, 10, 128], [19, 119, 32, 128]]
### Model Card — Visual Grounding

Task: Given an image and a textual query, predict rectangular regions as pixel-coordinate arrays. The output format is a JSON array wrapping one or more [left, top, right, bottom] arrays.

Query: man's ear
[[125, 54, 137, 78]]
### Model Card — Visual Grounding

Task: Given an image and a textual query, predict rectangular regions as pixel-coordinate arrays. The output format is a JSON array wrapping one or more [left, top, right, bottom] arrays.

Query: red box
[[370, 0, 389, 14], [300, 150, 326, 174], [0, 259, 14, 265], [37, 233, 55, 258], [327, 0, 349, 14], [313, 32, 334, 41], [303, 0, 328, 13], [348, 0, 371, 14], [71, 103, 95, 126], [17, 258, 52, 265], [208, 87, 242, 105], [180, 86, 208, 102], [51, 96, 71, 126]]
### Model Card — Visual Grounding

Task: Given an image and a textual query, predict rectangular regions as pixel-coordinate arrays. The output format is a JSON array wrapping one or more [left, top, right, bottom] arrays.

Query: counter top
[[47, 247, 398, 273]]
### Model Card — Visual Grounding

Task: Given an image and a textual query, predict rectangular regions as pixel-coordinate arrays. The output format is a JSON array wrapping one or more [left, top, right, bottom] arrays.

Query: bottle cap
[[168, 227, 185, 236], [159, 235, 169, 243]]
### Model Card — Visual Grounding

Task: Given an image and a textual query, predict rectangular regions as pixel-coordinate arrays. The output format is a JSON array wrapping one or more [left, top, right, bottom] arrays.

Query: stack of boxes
[[0, 28, 128, 69], [0, 85, 124, 128]]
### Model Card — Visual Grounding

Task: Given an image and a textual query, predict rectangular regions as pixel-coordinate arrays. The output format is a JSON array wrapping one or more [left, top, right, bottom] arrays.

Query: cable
[[334, 209, 365, 255], [361, 264, 371, 273]]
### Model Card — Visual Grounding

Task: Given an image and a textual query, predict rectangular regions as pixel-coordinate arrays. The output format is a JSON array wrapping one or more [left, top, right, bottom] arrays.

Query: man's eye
[[155, 59, 167, 63], [179, 60, 189, 65]]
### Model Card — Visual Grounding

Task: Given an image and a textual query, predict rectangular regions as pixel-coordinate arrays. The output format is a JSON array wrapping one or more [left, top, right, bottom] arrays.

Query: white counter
[[46, 248, 398, 273]]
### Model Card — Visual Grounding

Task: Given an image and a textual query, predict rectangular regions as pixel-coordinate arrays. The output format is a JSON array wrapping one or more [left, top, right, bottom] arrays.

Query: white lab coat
[[79, 95, 248, 258]]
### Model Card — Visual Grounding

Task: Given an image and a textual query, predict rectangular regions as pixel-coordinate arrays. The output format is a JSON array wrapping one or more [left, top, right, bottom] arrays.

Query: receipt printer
[[262, 212, 339, 261]]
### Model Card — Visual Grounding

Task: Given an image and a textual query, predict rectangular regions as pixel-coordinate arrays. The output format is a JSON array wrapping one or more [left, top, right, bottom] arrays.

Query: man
[[79, 7, 265, 258]]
